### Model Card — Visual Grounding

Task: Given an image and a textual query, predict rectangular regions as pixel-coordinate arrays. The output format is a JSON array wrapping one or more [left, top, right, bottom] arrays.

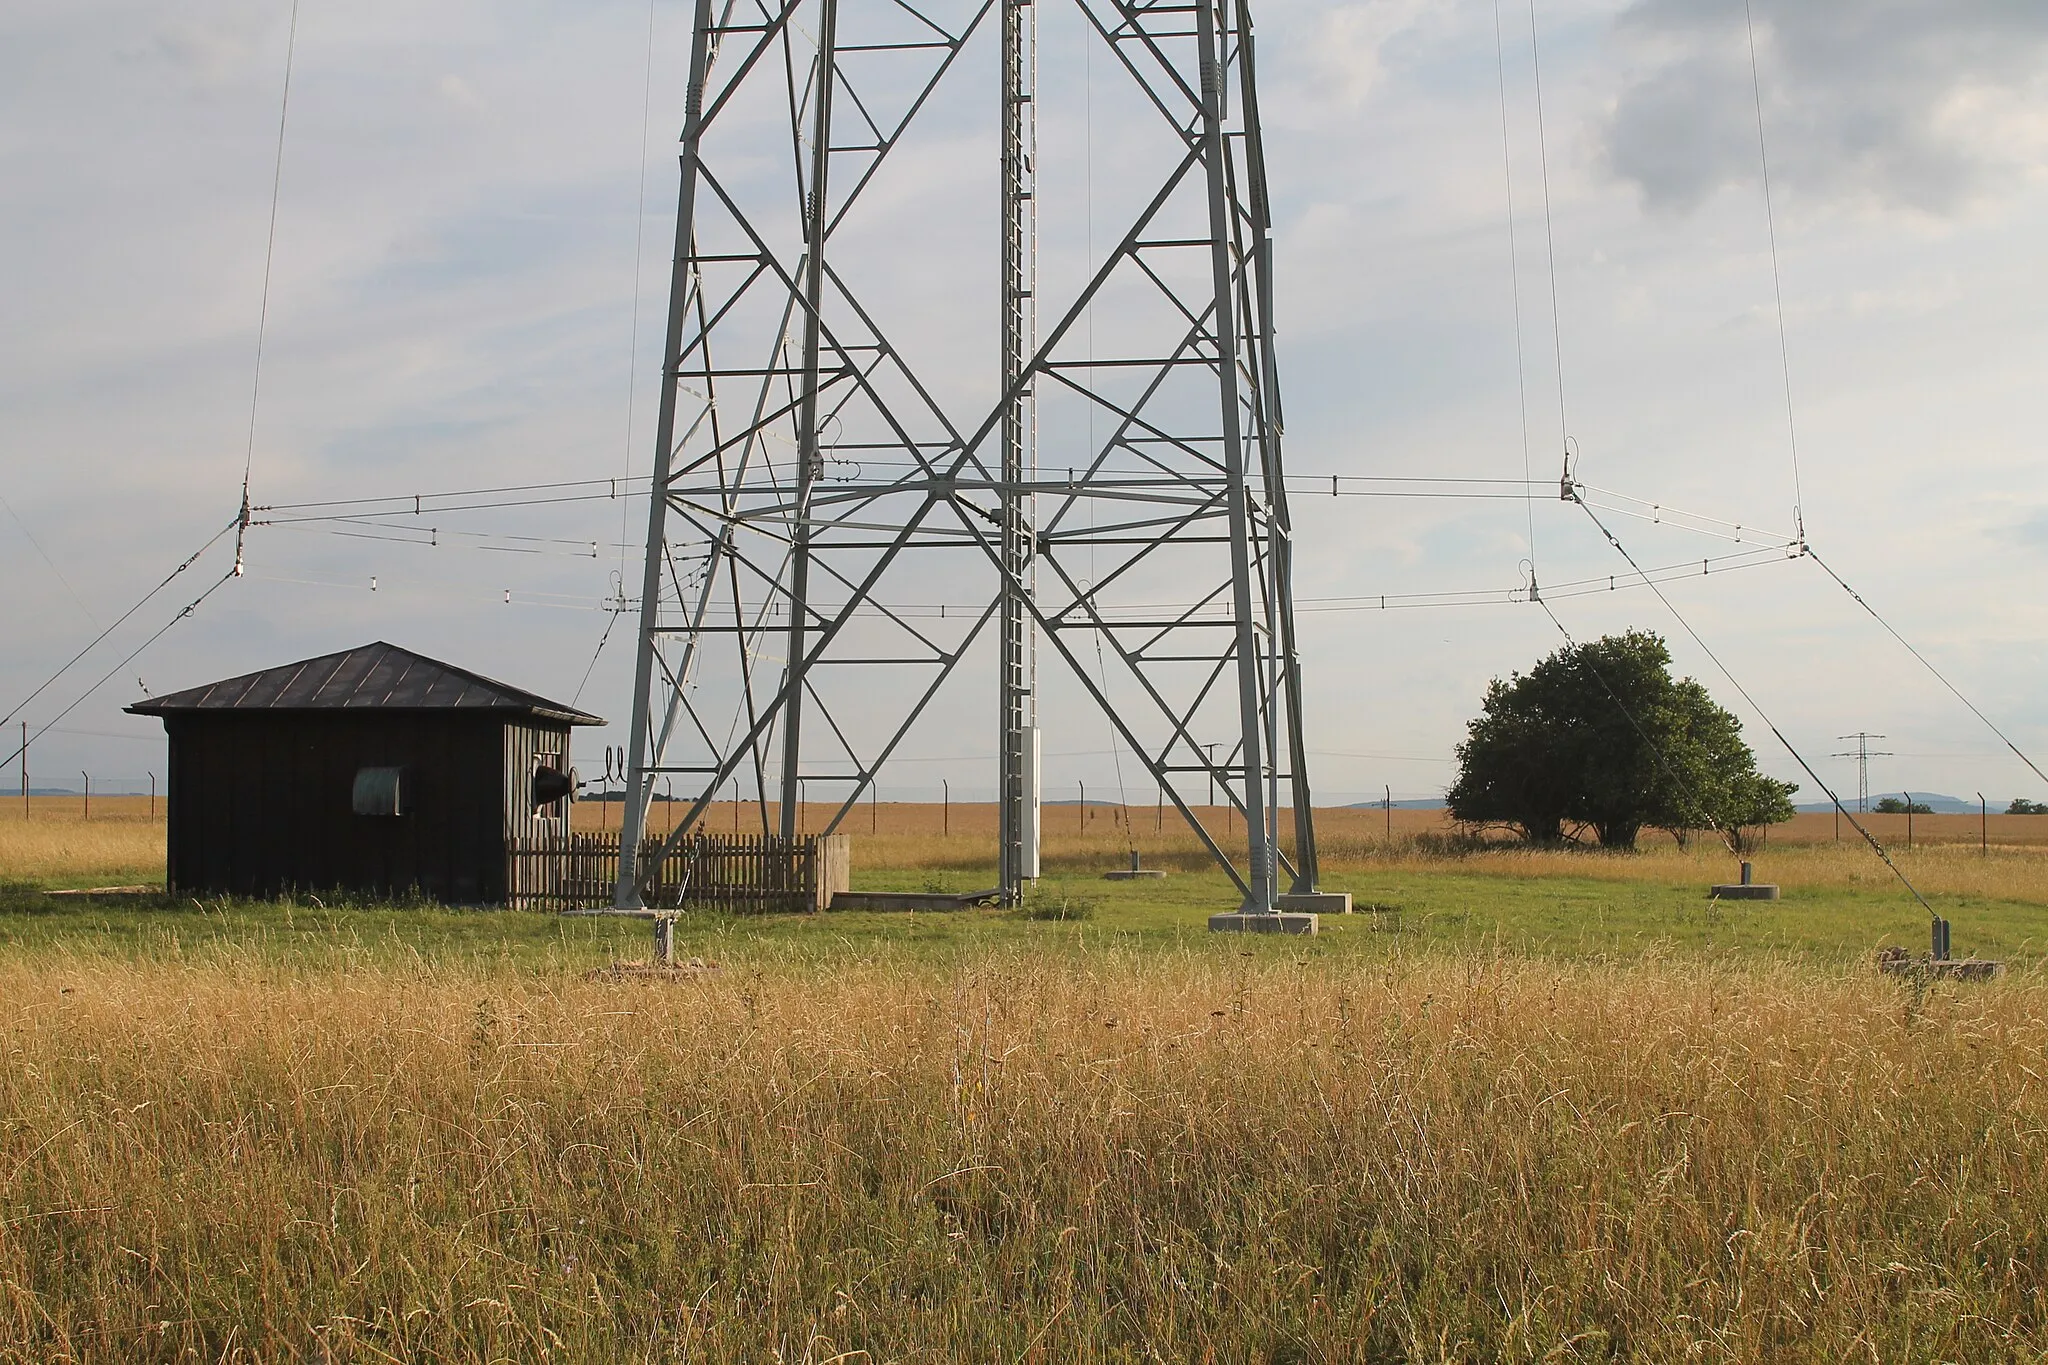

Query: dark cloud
[[1604, 0, 2048, 214]]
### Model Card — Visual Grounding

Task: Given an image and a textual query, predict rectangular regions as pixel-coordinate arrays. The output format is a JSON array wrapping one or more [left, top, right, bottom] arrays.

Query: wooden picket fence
[[506, 831, 849, 913]]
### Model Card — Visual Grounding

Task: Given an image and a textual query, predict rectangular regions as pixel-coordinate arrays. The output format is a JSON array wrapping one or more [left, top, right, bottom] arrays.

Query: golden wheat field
[[2, 953, 2044, 1361], [5, 796, 2048, 1360], [11, 795, 2048, 901]]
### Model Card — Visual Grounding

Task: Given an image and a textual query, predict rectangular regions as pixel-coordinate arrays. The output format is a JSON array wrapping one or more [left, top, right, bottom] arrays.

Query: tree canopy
[[1445, 631, 1797, 850]]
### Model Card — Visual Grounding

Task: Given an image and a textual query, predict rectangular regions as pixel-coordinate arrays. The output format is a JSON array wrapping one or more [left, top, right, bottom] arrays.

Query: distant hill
[[1344, 798, 1446, 810], [1795, 793, 1990, 815]]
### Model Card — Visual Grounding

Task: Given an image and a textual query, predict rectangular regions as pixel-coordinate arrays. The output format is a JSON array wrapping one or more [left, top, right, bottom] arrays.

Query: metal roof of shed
[[125, 641, 604, 726]]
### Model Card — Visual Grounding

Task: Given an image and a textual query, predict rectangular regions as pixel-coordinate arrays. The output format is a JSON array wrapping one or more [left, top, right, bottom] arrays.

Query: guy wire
[[1569, 494, 1936, 919], [237, 0, 304, 575], [1805, 544, 2048, 789], [619, 0, 661, 601], [1, 492, 98, 627], [1, 516, 240, 733], [1743, 0, 1806, 540], [1493, 0, 1538, 591], [1526, 0, 1570, 482], [572, 607, 627, 708], [3, 565, 239, 772]]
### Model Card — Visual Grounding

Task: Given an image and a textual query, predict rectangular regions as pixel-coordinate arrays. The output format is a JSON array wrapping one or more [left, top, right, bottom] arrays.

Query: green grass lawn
[[2, 856, 2033, 971]]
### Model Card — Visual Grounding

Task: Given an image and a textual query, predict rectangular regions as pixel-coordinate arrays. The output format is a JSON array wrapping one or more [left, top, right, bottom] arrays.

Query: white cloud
[[1295, 0, 1434, 112], [2, 0, 2046, 807], [437, 73, 485, 112], [144, 5, 280, 91]]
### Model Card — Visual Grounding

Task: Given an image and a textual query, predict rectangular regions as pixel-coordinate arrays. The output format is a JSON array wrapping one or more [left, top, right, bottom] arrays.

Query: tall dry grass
[[1, 954, 2042, 1361]]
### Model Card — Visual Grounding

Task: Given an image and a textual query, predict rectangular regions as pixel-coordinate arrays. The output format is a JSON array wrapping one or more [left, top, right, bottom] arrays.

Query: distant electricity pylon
[[614, 0, 1323, 914], [1833, 732, 1891, 813]]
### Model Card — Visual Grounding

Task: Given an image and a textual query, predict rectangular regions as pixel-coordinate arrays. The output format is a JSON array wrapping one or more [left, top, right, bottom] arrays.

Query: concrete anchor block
[[1277, 891, 1350, 914], [1710, 860, 1777, 899], [1208, 911, 1319, 936], [1877, 948, 2004, 982], [1103, 851, 1167, 881]]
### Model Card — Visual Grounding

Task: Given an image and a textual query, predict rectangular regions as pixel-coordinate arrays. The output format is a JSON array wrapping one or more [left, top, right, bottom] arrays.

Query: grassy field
[[5, 796, 2042, 965], [2, 798, 2045, 1360]]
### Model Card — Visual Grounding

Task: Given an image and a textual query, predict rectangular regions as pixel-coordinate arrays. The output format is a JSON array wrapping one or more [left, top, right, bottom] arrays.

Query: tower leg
[[777, 0, 841, 840], [1195, 0, 1273, 915]]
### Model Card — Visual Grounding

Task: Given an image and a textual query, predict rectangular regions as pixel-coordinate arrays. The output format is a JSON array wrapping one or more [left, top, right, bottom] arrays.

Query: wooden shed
[[127, 641, 604, 904]]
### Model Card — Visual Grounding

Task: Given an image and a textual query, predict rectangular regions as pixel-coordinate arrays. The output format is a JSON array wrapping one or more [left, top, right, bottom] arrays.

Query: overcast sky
[[4, 0, 2046, 808]]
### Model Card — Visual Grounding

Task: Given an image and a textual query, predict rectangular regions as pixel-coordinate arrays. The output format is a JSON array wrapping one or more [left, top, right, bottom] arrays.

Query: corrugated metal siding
[[130, 642, 602, 723]]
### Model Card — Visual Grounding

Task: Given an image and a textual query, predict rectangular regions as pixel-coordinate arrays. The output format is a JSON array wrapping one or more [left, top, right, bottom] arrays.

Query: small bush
[[1015, 887, 1097, 921], [1412, 828, 1511, 858]]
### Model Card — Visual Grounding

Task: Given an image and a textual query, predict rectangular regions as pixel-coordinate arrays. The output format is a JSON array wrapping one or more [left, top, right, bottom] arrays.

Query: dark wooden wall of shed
[[163, 712, 560, 903]]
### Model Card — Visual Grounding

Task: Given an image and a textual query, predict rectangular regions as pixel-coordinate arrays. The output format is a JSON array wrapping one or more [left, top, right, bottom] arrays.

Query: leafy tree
[[1446, 631, 1796, 850], [1873, 796, 1933, 815], [1723, 769, 1801, 854], [2007, 797, 2048, 815]]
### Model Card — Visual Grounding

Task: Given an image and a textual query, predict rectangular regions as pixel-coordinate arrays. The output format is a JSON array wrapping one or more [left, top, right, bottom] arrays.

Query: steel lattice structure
[[615, 0, 1323, 912]]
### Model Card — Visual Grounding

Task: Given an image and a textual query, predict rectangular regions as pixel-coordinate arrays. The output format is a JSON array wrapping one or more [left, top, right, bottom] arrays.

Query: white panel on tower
[[1021, 724, 1041, 881]]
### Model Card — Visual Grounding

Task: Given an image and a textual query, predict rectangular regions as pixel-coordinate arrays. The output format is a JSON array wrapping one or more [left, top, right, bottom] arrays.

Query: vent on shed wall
[[353, 766, 404, 817]]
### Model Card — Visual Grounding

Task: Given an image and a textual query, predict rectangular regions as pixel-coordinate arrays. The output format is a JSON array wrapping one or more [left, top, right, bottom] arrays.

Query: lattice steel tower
[[615, 0, 1325, 914]]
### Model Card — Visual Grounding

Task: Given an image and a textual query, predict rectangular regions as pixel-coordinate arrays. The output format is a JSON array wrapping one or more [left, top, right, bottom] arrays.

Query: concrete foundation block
[[1708, 884, 1780, 900], [1104, 853, 1167, 881], [828, 890, 994, 912], [1208, 911, 1319, 936], [1277, 891, 1350, 914], [1880, 955, 2004, 981]]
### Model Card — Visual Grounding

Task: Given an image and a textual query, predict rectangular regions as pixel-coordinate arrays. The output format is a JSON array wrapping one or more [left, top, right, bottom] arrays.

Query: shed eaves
[[125, 642, 604, 725]]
